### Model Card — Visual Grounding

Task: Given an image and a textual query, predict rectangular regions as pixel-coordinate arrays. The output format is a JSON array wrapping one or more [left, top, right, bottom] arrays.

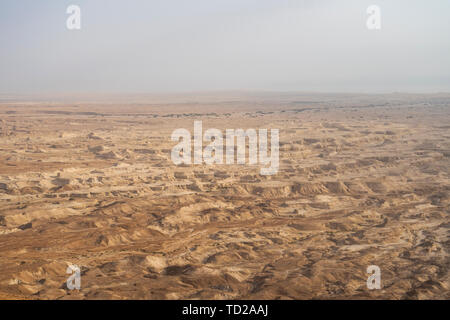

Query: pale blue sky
[[1, 0, 449, 94]]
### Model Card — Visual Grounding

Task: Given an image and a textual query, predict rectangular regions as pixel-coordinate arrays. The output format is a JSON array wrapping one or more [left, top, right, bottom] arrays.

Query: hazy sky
[[1, 0, 449, 94]]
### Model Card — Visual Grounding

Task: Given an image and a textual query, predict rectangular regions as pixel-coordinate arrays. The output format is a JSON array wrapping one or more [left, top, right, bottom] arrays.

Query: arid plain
[[0, 92, 449, 299]]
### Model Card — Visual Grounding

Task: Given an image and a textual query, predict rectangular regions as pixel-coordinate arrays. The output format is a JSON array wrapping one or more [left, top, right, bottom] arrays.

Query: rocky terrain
[[0, 93, 449, 299]]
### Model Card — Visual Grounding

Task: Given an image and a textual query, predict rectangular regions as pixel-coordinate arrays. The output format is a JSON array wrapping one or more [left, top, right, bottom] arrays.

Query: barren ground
[[0, 93, 449, 299]]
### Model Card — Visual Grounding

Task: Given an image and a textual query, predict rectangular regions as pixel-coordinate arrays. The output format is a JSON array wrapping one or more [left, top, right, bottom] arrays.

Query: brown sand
[[0, 92, 449, 299]]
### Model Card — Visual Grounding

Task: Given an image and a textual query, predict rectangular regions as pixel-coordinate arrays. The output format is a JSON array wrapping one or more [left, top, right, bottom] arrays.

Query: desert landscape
[[0, 92, 448, 300]]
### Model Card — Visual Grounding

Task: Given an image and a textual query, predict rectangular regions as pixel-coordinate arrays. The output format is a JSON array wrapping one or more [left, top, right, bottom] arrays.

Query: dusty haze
[[1, 0, 450, 94]]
